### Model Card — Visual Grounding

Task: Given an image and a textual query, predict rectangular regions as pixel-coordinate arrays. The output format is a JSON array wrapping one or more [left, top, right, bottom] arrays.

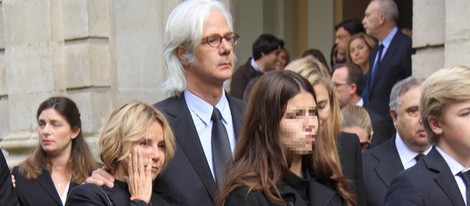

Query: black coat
[[384, 147, 465, 206], [152, 93, 246, 206], [362, 137, 403, 206], [0, 152, 18, 206], [225, 170, 343, 206], [337, 132, 366, 206], [12, 167, 79, 206], [66, 180, 168, 206]]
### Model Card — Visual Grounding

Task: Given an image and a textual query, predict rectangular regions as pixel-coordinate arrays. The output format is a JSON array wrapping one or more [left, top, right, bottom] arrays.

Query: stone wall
[[0, 0, 179, 166]]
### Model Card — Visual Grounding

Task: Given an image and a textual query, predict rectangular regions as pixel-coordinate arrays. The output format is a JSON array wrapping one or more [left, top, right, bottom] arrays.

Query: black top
[[66, 180, 168, 206]]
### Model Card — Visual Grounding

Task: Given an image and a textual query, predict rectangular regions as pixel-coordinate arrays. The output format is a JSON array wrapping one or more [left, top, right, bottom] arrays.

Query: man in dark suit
[[0, 151, 18, 206], [363, 77, 432, 206], [86, 1, 245, 206], [384, 66, 470, 206], [230, 34, 284, 100], [362, 0, 412, 126], [331, 63, 395, 147]]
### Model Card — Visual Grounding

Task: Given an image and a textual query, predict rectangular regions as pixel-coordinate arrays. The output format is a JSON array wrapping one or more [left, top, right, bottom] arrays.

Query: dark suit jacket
[[1, 152, 18, 206], [12, 167, 79, 206], [384, 147, 465, 206], [362, 137, 403, 206], [364, 30, 412, 121], [225, 171, 343, 206], [66, 180, 168, 206], [230, 58, 262, 100], [366, 108, 395, 147], [337, 132, 366, 206], [153, 93, 246, 206]]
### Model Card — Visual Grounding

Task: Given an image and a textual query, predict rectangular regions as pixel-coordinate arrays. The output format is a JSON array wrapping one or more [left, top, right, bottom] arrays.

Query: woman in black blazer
[[217, 71, 355, 206], [286, 58, 366, 206], [12, 97, 97, 206], [67, 101, 176, 206]]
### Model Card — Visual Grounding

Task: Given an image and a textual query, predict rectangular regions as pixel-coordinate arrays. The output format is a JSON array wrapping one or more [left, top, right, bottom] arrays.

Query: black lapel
[[426, 148, 466, 206], [372, 137, 404, 187], [159, 96, 218, 200], [37, 169, 63, 205]]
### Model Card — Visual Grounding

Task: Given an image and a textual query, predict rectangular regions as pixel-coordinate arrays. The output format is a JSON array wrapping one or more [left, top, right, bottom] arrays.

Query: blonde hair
[[345, 33, 377, 71], [285, 58, 355, 206], [99, 101, 176, 174], [341, 105, 372, 137], [420, 66, 470, 143]]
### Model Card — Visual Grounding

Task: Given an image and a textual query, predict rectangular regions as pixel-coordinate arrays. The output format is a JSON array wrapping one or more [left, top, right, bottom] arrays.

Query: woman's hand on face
[[85, 167, 115, 188], [127, 147, 152, 204]]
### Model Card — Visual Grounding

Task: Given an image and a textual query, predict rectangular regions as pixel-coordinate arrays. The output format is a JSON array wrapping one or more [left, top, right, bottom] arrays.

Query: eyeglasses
[[202, 32, 239, 48]]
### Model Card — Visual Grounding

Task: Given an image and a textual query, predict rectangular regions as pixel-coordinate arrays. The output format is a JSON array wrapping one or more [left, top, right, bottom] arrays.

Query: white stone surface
[[413, 0, 445, 48], [65, 40, 111, 88], [412, 47, 445, 78], [445, 39, 470, 68], [445, 0, 470, 43], [62, 0, 110, 39], [3, 0, 52, 46]]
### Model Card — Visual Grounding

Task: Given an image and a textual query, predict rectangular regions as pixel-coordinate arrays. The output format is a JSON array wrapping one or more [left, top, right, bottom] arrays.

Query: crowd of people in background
[[1, 0, 469, 206]]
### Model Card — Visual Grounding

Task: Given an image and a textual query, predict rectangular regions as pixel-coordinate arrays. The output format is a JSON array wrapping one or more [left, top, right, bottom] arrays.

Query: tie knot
[[212, 107, 222, 121], [459, 171, 470, 187], [414, 153, 425, 161], [379, 43, 384, 49]]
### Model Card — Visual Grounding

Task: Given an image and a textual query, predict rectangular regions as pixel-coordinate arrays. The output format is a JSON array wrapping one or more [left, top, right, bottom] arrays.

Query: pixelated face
[[279, 90, 319, 155], [430, 99, 470, 158], [335, 27, 352, 57], [127, 121, 166, 180], [189, 10, 235, 86], [38, 108, 78, 156], [362, 1, 381, 38], [332, 66, 354, 107], [349, 38, 371, 67], [393, 87, 429, 151]]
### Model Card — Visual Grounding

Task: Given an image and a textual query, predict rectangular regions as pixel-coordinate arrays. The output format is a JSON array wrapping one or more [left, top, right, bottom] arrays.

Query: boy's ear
[[427, 115, 443, 135]]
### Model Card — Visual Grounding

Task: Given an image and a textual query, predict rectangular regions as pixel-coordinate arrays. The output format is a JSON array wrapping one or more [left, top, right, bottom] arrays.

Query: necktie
[[211, 107, 232, 186], [369, 44, 384, 87], [414, 153, 425, 162], [458, 171, 470, 206]]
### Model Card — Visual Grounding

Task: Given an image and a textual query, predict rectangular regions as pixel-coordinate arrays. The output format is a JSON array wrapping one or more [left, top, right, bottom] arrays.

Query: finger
[[145, 157, 152, 179], [137, 147, 144, 177]]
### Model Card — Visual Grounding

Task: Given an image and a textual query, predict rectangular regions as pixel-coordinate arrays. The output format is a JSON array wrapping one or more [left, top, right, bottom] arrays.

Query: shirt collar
[[395, 132, 432, 165], [250, 58, 260, 72], [435, 146, 468, 175], [380, 26, 398, 49], [184, 89, 230, 125]]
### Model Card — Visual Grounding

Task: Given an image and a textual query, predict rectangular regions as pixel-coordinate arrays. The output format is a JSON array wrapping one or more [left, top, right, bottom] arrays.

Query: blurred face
[[349, 38, 371, 67], [430, 99, 470, 162], [313, 83, 331, 126], [335, 27, 351, 58], [392, 87, 429, 152], [131, 121, 166, 180], [332, 66, 354, 107], [187, 10, 235, 87], [279, 90, 319, 155], [362, 1, 382, 38], [262, 48, 282, 72], [275, 49, 288, 70], [38, 108, 78, 156]]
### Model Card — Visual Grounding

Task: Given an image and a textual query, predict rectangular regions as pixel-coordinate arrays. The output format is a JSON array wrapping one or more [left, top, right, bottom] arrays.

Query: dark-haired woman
[[217, 71, 355, 206], [12, 97, 97, 206]]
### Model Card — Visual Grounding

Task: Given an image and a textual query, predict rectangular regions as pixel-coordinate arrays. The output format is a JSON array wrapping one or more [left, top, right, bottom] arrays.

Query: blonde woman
[[285, 58, 366, 206], [340, 105, 373, 151], [67, 101, 175, 206], [345, 33, 377, 75]]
